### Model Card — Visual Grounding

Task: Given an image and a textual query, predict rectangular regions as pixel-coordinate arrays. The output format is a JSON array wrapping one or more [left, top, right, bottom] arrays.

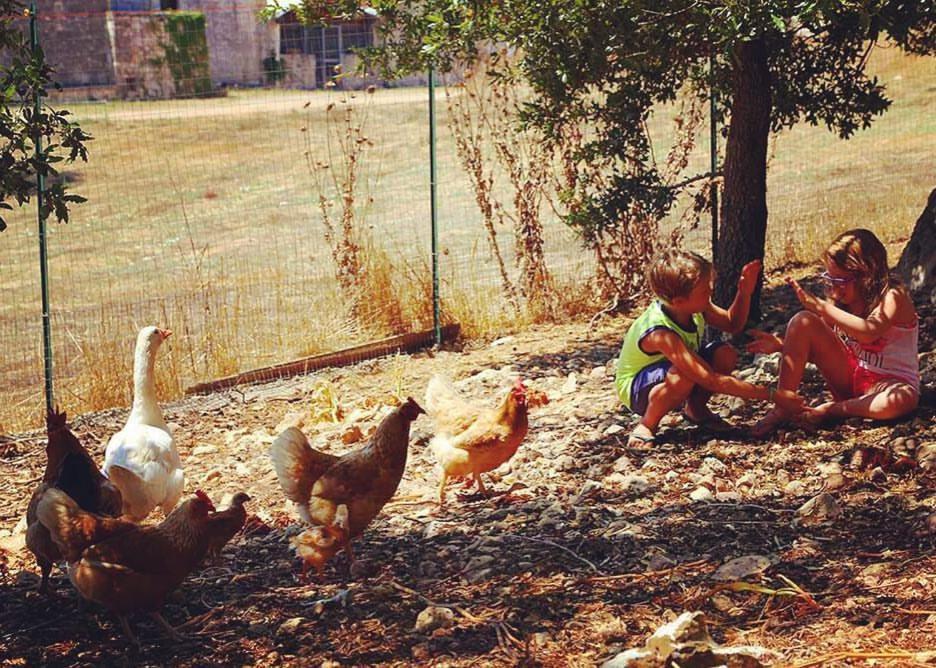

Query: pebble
[[784, 480, 806, 496], [192, 444, 218, 456], [689, 487, 714, 502], [414, 606, 455, 633]]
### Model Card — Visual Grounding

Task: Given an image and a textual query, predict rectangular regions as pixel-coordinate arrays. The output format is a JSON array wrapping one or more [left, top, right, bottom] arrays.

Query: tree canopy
[[1, 0, 90, 231], [269, 0, 934, 311]]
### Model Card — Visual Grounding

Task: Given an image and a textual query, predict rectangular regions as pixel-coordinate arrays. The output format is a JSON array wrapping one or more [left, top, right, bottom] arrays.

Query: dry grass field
[[1, 47, 933, 432]]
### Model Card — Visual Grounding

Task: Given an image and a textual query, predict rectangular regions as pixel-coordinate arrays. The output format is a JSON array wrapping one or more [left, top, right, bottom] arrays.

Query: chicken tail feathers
[[270, 427, 332, 514], [424, 374, 464, 416], [36, 488, 132, 562]]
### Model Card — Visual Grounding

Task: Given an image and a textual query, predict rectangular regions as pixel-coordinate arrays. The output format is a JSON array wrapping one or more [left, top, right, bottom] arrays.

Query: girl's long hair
[[822, 229, 893, 313]]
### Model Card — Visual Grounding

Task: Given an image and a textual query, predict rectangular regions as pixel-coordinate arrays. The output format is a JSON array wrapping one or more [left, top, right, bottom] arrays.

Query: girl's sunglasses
[[820, 271, 856, 286]]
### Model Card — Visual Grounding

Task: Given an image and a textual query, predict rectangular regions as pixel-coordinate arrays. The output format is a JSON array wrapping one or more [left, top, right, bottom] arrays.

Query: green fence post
[[709, 54, 718, 264], [429, 66, 441, 346], [30, 2, 54, 414]]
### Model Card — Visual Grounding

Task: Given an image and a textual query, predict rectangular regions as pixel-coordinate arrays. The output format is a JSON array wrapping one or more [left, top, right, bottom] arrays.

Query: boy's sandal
[[627, 431, 656, 449]]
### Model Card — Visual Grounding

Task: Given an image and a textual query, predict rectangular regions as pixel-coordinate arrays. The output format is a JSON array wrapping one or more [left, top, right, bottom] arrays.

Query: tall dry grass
[[1, 48, 931, 433]]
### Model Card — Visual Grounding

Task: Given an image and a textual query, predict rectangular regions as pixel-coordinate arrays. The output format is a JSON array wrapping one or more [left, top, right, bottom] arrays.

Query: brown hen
[[25, 409, 123, 594], [270, 398, 424, 575], [37, 487, 248, 645]]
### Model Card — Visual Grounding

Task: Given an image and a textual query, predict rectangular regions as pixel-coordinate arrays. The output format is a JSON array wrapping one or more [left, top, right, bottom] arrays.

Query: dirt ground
[[1, 278, 934, 667]]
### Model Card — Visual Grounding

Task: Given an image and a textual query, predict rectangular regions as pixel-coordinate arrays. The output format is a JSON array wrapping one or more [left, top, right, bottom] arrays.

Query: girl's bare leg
[[807, 381, 919, 424], [752, 311, 853, 437]]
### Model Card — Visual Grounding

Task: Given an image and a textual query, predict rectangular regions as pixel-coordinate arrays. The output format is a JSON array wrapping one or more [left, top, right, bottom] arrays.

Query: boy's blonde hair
[[647, 249, 712, 303], [823, 228, 892, 311]]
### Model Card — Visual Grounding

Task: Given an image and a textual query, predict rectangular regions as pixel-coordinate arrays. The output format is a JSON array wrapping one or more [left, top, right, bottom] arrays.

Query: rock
[[689, 487, 714, 502], [737, 472, 757, 489], [413, 606, 455, 634], [712, 555, 772, 581], [870, 466, 887, 483], [277, 617, 306, 635], [490, 336, 516, 347], [796, 492, 842, 525], [591, 365, 608, 379], [612, 454, 635, 473], [561, 373, 578, 395], [604, 423, 626, 436], [205, 468, 222, 482], [575, 479, 603, 502], [823, 472, 847, 491], [555, 455, 577, 472], [235, 462, 251, 477], [917, 442, 936, 473], [784, 480, 806, 496], [701, 456, 727, 474], [192, 444, 218, 456]]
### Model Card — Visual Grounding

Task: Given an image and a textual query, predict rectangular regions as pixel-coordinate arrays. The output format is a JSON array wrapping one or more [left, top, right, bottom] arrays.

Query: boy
[[615, 249, 803, 447]]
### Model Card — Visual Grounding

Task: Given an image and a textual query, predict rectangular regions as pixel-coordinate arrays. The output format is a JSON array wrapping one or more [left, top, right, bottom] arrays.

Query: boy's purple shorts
[[629, 341, 729, 416]]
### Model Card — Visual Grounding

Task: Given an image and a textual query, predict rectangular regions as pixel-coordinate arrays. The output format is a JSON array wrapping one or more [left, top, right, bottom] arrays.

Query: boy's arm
[[788, 279, 901, 343], [703, 260, 761, 334], [647, 329, 803, 412]]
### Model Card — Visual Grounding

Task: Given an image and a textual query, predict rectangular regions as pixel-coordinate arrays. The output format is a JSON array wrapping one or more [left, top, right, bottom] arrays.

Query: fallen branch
[[387, 579, 486, 624]]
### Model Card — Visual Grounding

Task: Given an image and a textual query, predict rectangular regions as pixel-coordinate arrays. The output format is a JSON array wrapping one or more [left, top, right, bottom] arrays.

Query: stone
[[192, 444, 218, 456], [413, 606, 455, 634], [796, 492, 842, 525], [277, 617, 305, 635], [784, 480, 806, 496], [604, 423, 626, 436], [689, 487, 714, 502]]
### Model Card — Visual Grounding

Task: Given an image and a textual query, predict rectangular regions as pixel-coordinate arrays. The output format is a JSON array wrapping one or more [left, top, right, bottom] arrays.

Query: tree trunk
[[896, 188, 936, 304], [714, 39, 771, 320]]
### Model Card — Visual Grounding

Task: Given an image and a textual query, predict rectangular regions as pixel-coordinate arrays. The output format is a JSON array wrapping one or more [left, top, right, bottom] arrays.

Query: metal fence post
[[429, 66, 441, 346], [709, 54, 718, 264], [30, 2, 54, 414]]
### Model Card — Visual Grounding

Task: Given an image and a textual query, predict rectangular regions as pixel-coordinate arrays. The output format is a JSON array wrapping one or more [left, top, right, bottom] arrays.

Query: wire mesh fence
[[2, 3, 933, 431]]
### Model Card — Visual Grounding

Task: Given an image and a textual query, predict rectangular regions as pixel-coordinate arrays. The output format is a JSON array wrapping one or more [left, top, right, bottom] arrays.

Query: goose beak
[[158, 328, 173, 340]]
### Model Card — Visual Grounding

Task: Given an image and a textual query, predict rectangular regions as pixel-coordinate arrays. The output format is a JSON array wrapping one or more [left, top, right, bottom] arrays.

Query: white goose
[[103, 326, 183, 521]]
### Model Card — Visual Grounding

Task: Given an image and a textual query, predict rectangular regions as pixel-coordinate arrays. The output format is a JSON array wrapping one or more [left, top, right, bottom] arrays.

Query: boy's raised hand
[[738, 259, 763, 295], [787, 277, 824, 314], [745, 328, 783, 355]]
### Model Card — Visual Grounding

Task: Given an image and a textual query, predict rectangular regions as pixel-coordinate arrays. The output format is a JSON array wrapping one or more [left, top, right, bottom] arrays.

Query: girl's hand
[[787, 277, 825, 314], [738, 260, 762, 296], [745, 328, 783, 355]]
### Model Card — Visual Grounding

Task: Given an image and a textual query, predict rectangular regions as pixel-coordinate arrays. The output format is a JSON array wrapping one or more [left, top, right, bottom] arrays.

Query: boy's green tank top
[[614, 301, 705, 408]]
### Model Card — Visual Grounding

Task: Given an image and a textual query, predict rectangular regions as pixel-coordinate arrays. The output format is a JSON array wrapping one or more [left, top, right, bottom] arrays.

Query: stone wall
[[179, 0, 277, 87], [111, 13, 175, 99], [35, 0, 114, 87]]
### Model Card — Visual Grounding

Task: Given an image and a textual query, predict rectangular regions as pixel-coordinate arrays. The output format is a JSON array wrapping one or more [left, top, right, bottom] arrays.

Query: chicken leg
[[150, 611, 184, 642]]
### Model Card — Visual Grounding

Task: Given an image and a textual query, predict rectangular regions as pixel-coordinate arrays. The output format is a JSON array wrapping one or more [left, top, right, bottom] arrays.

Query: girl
[[750, 228, 920, 437]]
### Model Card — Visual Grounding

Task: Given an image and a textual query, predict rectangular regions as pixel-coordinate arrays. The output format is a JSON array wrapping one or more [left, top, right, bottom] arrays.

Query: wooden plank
[[184, 323, 460, 395]]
